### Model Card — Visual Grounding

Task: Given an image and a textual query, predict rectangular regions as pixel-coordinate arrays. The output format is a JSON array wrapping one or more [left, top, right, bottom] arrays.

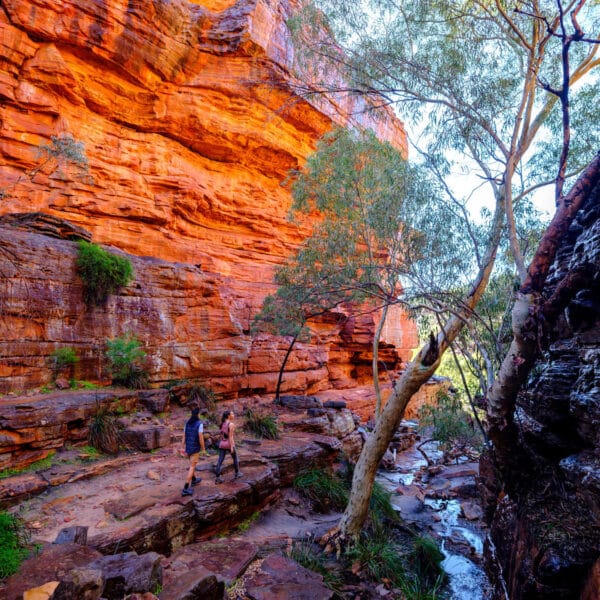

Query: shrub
[[188, 384, 218, 412], [105, 335, 148, 389], [0, 511, 30, 579], [293, 468, 348, 513], [346, 526, 406, 587], [88, 401, 120, 454], [76, 240, 133, 306], [418, 392, 483, 454], [244, 408, 279, 440], [49, 346, 79, 378]]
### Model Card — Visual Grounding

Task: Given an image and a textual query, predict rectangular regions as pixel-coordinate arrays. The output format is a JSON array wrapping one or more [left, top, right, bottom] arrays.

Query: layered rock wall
[[482, 179, 600, 598], [0, 0, 416, 397]]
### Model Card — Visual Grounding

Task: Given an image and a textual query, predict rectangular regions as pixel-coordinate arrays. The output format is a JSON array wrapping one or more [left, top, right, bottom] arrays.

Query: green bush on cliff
[[76, 240, 133, 306], [105, 335, 148, 389], [0, 511, 30, 579], [49, 346, 79, 379]]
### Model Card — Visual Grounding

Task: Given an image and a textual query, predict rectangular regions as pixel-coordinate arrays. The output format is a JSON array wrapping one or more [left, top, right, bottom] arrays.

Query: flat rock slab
[[245, 553, 333, 600], [158, 566, 223, 600], [0, 542, 102, 600], [163, 539, 258, 586]]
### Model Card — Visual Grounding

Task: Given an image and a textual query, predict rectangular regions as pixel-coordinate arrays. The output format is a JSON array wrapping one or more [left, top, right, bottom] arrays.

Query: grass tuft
[[244, 409, 279, 440]]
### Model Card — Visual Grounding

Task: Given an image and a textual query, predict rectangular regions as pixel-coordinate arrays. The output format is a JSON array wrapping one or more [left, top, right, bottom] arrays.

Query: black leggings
[[215, 448, 239, 476]]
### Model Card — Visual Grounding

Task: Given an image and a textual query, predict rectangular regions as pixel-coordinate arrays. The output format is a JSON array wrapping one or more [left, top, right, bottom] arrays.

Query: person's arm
[[180, 425, 186, 456], [198, 422, 206, 453], [229, 422, 235, 452]]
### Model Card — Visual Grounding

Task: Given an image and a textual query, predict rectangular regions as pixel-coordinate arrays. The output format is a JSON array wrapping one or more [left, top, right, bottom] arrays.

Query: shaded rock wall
[[482, 179, 600, 598], [0, 0, 416, 395]]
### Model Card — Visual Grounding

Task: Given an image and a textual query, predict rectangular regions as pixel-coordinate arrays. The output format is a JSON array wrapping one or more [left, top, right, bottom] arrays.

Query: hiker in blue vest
[[181, 404, 206, 496], [215, 410, 242, 484]]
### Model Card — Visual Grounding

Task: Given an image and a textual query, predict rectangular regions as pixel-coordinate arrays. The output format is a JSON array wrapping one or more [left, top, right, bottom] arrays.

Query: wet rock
[[245, 553, 334, 600], [461, 501, 483, 521]]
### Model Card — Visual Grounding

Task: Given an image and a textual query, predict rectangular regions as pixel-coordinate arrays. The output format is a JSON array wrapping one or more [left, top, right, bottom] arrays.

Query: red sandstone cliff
[[0, 0, 416, 400]]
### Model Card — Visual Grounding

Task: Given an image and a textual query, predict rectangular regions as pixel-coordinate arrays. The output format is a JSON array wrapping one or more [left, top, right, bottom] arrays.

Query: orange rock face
[[0, 0, 415, 399]]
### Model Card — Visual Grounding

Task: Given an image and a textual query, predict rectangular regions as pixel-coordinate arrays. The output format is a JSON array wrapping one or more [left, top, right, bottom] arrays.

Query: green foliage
[[293, 468, 349, 513], [76, 240, 133, 306], [243, 409, 279, 440], [77, 445, 101, 460], [69, 379, 98, 390], [88, 401, 120, 454], [0, 511, 30, 579], [236, 511, 260, 533], [418, 392, 483, 453], [0, 453, 55, 479], [105, 335, 148, 389], [410, 535, 446, 587], [346, 527, 407, 586], [49, 346, 79, 378]]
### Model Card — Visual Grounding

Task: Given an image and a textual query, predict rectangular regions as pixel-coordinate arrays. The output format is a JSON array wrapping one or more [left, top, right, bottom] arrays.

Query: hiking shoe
[[191, 476, 202, 486], [181, 487, 193, 496], [234, 472, 243, 479], [215, 476, 224, 484]]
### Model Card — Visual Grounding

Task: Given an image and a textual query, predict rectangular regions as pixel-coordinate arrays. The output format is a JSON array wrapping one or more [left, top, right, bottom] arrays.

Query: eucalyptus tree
[[287, 128, 471, 417], [287, 0, 600, 540]]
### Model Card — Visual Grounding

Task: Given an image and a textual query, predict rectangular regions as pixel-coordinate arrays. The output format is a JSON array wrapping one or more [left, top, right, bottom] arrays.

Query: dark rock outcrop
[[482, 180, 600, 598]]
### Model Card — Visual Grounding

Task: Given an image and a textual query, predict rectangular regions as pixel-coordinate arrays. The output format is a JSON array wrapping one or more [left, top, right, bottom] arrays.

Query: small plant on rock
[[244, 408, 279, 440], [105, 335, 148, 389], [49, 346, 79, 380], [76, 240, 133, 306]]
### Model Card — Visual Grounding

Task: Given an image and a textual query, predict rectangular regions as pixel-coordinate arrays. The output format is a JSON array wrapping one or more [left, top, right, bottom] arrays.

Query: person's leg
[[215, 448, 226, 482], [232, 449, 241, 477], [182, 452, 199, 496]]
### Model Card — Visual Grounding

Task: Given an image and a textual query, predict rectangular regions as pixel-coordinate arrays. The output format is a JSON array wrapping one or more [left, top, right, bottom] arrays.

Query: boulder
[[279, 396, 323, 410], [88, 552, 162, 600], [244, 553, 333, 600], [158, 566, 223, 600]]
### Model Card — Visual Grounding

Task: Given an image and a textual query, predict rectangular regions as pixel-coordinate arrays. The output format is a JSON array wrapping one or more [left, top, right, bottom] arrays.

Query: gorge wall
[[481, 176, 600, 598], [0, 0, 417, 399]]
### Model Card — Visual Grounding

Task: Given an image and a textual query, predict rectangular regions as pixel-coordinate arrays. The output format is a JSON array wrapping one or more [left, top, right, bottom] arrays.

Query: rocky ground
[[0, 393, 488, 599]]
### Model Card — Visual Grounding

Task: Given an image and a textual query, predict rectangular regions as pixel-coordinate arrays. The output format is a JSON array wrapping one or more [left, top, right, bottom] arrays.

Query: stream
[[376, 441, 490, 599]]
